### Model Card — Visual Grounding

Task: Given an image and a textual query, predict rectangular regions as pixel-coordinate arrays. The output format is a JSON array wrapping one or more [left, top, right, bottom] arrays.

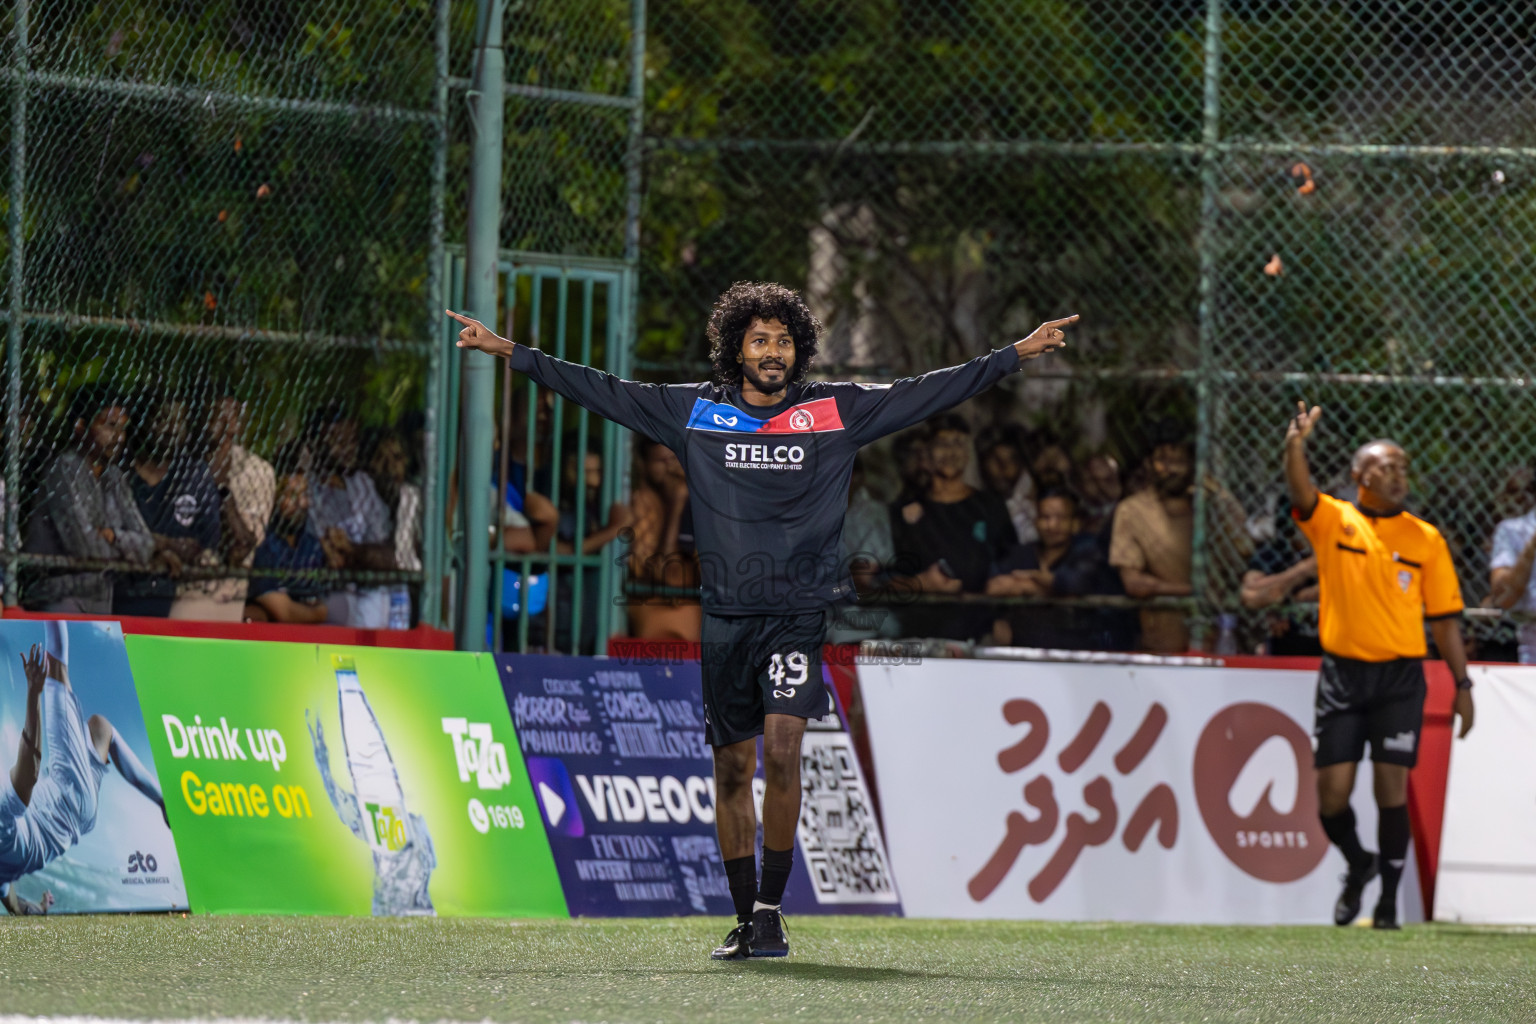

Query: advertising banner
[[0, 621, 186, 913], [1435, 665, 1536, 923], [126, 637, 566, 918], [497, 654, 900, 917], [860, 659, 1416, 923]]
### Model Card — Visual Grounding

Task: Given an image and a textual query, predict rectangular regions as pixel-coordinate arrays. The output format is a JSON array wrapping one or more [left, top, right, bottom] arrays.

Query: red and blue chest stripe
[[684, 397, 844, 434]]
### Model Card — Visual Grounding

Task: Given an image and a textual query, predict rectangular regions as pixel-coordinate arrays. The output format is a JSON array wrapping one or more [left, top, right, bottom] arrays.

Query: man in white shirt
[[1487, 474, 1536, 662]]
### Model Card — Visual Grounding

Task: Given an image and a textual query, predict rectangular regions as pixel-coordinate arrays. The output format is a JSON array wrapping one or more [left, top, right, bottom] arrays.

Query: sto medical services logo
[[1193, 702, 1327, 882]]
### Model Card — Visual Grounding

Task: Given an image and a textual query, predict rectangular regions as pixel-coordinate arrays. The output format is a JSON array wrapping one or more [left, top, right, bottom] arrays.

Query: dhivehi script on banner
[[859, 658, 1416, 923]]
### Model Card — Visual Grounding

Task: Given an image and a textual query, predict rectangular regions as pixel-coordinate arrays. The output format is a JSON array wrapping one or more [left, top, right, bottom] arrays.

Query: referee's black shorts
[[1313, 652, 1426, 769], [700, 609, 832, 748]]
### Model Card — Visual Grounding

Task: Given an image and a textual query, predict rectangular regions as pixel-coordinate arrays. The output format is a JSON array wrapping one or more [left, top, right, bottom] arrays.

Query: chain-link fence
[[11, 2, 1536, 655], [2, 1, 445, 623], [579, 0, 1536, 655]]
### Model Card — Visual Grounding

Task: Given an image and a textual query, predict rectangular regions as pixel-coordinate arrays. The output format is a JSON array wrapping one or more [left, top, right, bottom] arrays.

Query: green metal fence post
[[421, 0, 450, 628], [1188, 0, 1225, 651], [5, 0, 28, 607], [456, 0, 505, 651]]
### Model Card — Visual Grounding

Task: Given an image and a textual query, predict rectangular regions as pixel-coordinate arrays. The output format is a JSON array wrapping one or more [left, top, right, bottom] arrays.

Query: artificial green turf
[[2, 915, 1534, 1023]]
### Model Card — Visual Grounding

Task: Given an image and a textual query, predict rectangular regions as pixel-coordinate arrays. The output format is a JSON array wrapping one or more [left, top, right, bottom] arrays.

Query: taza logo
[[442, 717, 513, 790]]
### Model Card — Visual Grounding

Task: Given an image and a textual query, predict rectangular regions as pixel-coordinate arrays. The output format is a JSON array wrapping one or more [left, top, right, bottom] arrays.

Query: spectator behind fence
[[368, 428, 421, 628], [1111, 433, 1251, 652], [975, 424, 1037, 545], [987, 489, 1132, 651], [1241, 511, 1322, 656], [539, 437, 633, 651], [891, 428, 931, 505], [307, 403, 396, 628], [828, 454, 900, 643], [246, 443, 329, 624], [1077, 452, 1124, 538], [170, 392, 275, 621], [1487, 465, 1536, 662], [113, 393, 223, 619], [628, 436, 701, 641], [1030, 433, 1074, 495], [890, 414, 1016, 640], [22, 386, 155, 613]]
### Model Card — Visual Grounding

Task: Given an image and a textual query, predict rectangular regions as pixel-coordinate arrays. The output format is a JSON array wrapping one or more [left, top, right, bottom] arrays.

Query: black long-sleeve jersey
[[510, 343, 1023, 615]]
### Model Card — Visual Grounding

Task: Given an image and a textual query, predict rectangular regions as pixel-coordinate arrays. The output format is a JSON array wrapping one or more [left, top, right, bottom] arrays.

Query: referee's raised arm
[[1284, 400, 1323, 515]]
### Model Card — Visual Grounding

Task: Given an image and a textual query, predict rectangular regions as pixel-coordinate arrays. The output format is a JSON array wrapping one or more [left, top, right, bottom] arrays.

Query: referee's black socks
[[1320, 806, 1373, 870], [725, 855, 757, 924], [1377, 804, 1411, 906]]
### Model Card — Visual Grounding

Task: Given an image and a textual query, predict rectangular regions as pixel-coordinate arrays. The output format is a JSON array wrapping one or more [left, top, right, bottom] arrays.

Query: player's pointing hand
[[1014, 315, 1078, 361], [1286, 400, 1322, 445], [444, 309, 515, 358]]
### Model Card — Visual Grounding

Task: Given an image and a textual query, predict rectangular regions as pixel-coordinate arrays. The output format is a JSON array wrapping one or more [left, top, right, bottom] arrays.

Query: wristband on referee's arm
[[1454, 675, 1473, 691]]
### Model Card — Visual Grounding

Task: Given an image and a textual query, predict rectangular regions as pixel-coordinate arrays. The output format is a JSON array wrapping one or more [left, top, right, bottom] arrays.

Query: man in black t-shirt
[[1241, 511, 1322, 656], [988, 489, 1130, 650], [890, 414, 1016, 640], [448, 286, 1076, 960], [114, 394, 222, 618]]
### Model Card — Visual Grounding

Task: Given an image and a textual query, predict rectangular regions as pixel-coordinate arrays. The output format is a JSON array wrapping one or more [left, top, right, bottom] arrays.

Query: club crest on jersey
[[685, 397, 845, 435], [1397, 570, 1411, 592]]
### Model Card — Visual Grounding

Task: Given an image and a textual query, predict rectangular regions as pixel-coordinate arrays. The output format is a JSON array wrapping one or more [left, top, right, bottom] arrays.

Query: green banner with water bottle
[[125, 636, 567, 917]]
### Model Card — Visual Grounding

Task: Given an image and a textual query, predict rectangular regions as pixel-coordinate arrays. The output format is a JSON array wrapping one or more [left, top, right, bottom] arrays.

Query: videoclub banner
[[860, 658, 1420, 924], [127, 637, 567, 918], [0, 620, 187, 913], [496, 654, 900, 917]]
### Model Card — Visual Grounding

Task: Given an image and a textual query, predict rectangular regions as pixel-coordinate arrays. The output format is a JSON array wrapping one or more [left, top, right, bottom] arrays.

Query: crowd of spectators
[[17, 387, 423, 630], [21, 383, 1536, 660]]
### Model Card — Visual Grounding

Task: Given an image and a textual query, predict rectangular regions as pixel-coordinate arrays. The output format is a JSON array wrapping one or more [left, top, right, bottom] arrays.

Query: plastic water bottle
[[1215, 613, 1239, 655], [388, 585, 411, 631]]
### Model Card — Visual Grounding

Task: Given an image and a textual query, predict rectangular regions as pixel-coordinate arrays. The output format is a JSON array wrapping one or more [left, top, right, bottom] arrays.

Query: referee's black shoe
[[1334, 854, 1379, 927], [710, 921, 753, 960], [748, 907, 789, 958], [1372, 899, 1400, 931]]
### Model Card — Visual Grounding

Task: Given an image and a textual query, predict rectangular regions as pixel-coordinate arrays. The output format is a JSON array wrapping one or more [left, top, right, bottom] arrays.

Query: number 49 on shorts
[[769, 651, 809, 699]]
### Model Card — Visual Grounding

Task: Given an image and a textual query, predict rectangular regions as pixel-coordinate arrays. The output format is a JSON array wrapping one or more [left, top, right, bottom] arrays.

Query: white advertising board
[[860, 659, 1418, 924], [1435, 665, 1536, 924]]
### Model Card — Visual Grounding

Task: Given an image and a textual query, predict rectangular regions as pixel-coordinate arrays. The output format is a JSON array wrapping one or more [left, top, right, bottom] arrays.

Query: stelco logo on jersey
[[723, 442, 806, 471]]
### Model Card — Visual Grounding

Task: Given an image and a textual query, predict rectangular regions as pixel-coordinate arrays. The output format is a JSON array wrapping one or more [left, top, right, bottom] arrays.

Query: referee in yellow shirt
[[1286, 402, 1475, 929]]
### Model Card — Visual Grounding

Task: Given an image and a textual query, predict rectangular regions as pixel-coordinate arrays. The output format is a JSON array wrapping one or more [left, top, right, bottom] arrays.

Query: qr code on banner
[[796, 732, 900, 904]]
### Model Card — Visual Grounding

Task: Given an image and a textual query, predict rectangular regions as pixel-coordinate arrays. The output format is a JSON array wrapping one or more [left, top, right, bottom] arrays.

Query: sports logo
[[788, 408, 815, 431], [713, 413, 738, 427], [1397, 570, 1412, 592], [1193, 703, 1327, 882]]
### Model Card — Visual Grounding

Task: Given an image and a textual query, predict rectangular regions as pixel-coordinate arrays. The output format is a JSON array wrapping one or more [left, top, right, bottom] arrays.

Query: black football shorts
[[700, 609, 832, 747], [1313, 653, 1427, 769]]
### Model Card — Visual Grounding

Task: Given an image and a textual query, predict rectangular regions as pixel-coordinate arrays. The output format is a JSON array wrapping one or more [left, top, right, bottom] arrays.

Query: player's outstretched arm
[[1013, 315, 1076, 362], [844, 315, 1078, 444], [445, 309, 688, 449], [1284, 400, 1321, 515], [445, 309, 515, 358]]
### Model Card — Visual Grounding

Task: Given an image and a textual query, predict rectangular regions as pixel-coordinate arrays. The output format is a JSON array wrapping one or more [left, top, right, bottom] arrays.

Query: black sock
[[757, 846, 793, 908], [1377, 804, 1411, 907], [725, 855, 757, 923], [1320, 806, 1372, 870]]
